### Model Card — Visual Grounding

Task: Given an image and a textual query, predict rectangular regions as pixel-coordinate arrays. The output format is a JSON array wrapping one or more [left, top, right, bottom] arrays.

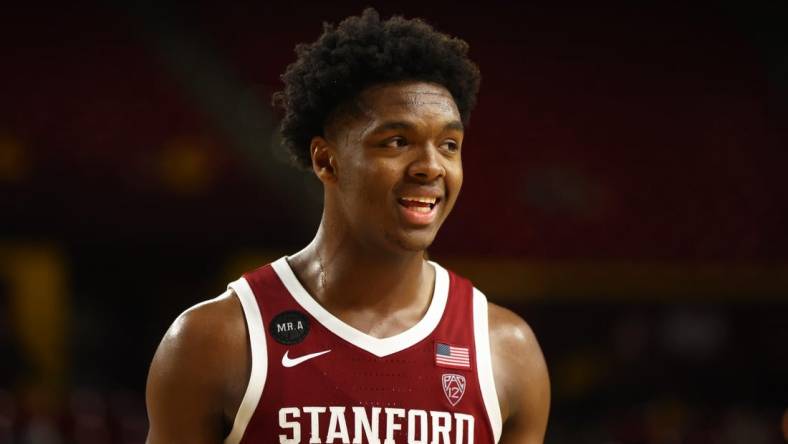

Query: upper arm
[[488, 303, 550, 444], [146, 291, 248, 444]]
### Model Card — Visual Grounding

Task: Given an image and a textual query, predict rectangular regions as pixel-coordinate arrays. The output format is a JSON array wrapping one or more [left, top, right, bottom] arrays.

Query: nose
[[407, 144, 445, 182]]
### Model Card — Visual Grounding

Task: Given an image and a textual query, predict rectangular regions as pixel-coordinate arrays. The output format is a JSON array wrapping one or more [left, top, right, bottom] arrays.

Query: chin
[[385, 230, 437, 253]]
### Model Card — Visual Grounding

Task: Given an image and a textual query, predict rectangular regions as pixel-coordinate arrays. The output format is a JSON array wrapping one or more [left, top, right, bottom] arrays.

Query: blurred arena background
[[1, 1, 787, 443]]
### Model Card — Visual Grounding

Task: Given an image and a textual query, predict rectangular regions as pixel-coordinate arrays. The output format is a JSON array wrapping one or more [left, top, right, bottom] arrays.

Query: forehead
[[357, 81, 460, 120]]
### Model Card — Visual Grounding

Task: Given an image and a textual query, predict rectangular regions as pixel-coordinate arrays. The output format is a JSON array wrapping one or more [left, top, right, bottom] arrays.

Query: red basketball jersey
[[224, 257, 502, 444]]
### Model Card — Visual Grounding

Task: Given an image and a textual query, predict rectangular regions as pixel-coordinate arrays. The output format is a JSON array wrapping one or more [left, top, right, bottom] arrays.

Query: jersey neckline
[[270, 256, 450, 358]]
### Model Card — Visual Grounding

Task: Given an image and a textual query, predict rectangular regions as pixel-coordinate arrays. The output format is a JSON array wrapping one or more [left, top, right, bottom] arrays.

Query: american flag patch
[[435, 342, 470, 369]]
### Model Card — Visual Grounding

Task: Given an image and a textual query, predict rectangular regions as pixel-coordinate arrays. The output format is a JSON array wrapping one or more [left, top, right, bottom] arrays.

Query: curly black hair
[[273, 8, 481, 169]]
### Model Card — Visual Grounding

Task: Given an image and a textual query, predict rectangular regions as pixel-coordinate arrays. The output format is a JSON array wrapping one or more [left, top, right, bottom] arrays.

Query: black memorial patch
[[269, 311, 310, 345]]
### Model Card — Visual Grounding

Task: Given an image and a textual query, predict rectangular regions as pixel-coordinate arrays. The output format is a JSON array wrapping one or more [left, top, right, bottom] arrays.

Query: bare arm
[[145, 291, 248, 444], [489, 303, 550, 444]]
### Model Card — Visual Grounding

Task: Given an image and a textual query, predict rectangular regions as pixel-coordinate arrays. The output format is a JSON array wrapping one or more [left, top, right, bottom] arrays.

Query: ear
[[310, 136, 338, 184]]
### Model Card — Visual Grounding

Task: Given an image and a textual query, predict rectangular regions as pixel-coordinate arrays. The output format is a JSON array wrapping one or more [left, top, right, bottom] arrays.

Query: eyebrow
[[444, 120, 465, 132], [368, 120, 464, 135]]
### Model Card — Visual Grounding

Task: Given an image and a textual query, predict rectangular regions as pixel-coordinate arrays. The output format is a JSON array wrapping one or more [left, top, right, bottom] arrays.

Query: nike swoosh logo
[[282, 349, 332, 368]]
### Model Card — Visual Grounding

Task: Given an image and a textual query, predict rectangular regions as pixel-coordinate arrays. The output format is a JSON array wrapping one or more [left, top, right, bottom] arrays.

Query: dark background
[[1, 1, 786, 443]]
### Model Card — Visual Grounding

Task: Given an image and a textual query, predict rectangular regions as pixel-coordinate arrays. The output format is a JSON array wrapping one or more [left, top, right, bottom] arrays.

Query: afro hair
[[272, 8, 481, 169]]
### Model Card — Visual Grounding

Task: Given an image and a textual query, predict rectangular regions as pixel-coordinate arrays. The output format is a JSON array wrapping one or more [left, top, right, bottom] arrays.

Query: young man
[[146, 9, 549, 444]]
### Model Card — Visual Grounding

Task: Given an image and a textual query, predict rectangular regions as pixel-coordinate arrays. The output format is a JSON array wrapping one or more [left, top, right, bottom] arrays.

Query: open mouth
[[397, 196, 441, 213]]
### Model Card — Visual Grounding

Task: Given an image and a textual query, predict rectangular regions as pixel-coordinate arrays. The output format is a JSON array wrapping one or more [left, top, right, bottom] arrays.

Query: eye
[[382, 136, 408, 148], [441, 140, 460, 152]]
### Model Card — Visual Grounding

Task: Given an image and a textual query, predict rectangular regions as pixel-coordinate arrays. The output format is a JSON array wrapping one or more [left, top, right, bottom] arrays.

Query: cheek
[[346, 159, 397, 208], [359, 153, 399, 184], [448, 162, 463, 198]]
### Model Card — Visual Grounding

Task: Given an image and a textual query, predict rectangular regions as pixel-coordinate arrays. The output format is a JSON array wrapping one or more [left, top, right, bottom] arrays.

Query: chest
[[256, 321, 487, 444], [228, 259, 501, 444]]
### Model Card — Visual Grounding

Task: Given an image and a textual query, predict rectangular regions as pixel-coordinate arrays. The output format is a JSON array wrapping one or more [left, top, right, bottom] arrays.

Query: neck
[[289, 217, 431, 312]]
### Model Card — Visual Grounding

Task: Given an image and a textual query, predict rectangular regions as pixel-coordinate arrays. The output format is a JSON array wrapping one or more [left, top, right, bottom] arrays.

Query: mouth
[[397, 196, 442, 225]]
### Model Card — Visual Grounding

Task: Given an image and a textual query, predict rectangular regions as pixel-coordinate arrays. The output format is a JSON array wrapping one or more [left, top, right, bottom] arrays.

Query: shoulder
[[153, 290, 247, 375], [484, 300, 550, 441], [146, 290, 250, 443], [487, 302, 542, 358], [468, 286, 542, 361]]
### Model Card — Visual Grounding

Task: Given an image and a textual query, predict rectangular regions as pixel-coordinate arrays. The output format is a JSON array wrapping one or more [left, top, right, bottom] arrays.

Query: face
[[321, 81, 464, 254]]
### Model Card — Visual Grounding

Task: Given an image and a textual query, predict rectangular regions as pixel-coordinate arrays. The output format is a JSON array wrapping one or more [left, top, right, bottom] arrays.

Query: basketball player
[[146, 9, 549, 444]]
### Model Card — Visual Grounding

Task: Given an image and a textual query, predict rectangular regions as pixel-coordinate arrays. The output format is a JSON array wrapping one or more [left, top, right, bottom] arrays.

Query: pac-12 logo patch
[[269, 311, 310, 345], [442, 373, 466, 406]]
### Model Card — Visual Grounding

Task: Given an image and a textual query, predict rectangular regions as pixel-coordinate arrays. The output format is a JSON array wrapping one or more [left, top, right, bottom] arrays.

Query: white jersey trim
[[271, 256, 450, 358], [224, 278, 268, 444], [473, 287, 503, 443]]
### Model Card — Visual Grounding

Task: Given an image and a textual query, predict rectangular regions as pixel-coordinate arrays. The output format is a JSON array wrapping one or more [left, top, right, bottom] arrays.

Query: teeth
[[410, 205, 431, 213], [402, 196, 437, 204]]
